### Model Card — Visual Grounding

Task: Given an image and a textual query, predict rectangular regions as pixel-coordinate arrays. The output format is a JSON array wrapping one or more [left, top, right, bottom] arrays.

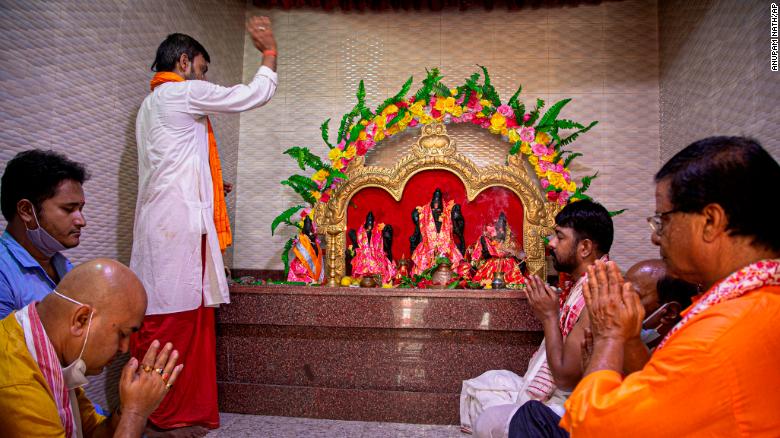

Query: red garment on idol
[[411, 201, 463, 275], [351, 224, 397, 283]]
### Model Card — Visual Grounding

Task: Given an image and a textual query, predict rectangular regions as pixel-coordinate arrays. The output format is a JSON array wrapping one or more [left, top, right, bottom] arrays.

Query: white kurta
[[132, 66, 277, 315]]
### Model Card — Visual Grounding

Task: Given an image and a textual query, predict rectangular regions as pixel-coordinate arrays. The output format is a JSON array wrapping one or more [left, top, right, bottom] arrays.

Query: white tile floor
[[206, 413, 463, 437]]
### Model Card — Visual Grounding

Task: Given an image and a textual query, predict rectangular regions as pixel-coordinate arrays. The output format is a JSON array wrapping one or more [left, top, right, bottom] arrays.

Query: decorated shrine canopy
[[271, 66, 610, 273], [253, 0, 551, 11]]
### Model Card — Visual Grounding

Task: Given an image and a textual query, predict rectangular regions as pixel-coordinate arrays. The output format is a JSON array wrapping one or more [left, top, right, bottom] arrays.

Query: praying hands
[[582, 260, 645, 375]]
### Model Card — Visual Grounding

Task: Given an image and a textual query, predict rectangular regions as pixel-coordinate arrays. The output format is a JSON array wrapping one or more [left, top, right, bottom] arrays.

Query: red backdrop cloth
[[346, 169, 524, 262]]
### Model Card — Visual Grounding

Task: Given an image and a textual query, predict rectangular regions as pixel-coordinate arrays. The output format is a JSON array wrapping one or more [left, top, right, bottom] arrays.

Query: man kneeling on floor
[[460, 199, 613, 436], [0, 259, 183, 437]]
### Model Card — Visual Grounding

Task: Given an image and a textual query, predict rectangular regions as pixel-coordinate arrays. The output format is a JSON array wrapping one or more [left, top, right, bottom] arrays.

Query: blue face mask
[[24, 202, 67, 259], [640, 328, 660, 345]]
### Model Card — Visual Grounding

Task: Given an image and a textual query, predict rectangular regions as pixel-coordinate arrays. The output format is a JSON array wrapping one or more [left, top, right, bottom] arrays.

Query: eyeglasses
[[646, 209, 681, 235]]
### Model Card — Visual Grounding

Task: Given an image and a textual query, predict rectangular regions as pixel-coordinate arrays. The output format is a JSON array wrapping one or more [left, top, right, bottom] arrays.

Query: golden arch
[[313, 122, 561, 286]]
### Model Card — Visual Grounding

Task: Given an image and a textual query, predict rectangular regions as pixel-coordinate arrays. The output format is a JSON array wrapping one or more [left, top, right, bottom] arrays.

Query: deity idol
[[287, 216, 325, 283], [471, 212, 527, 286], [409, 188, 465, 275], [350, 211, 397, 283]]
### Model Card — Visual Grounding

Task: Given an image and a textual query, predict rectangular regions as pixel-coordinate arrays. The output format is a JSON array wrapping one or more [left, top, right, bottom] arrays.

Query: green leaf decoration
[[525, 98, 545, 126], [559, 121, 598, 147], [324, 167, 348, 189], [507, 86, 524, 124], [537, 98, 571, 129], [281, 237, 295, 277], [479, 65, 501, 107], [555, 119, 586, 130], [337, 81, 370, 144], [434, 81, 451, 97], [283, 147, 324, 171], [509, 141, 521, 155], [447, 279, 459, 289], [320, 119, 332, 149], [271, 205, 305, 236], [608, 209, 627, 217], [580, 171, 599, 193], [281, 175, 318, 205], [413, 68, 444, 104], [377, 76, 414, 114], [563, 152, 584, 167], [463, 71, 482, 94], [386, 107, 409, 128]]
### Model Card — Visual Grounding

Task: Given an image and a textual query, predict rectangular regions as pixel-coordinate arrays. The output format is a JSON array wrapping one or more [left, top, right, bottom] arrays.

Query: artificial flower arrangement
[[272, 67, 602, 277]]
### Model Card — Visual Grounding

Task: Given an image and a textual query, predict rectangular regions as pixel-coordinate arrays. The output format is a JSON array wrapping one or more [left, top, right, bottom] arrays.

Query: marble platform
[[216, 280, 543, 425]]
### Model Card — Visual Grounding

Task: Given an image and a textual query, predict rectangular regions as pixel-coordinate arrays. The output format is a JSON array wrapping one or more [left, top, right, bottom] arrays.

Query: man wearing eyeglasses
[[561, 137, 780, 437]]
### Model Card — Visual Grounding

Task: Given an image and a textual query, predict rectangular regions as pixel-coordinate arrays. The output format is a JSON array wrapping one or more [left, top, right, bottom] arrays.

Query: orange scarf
[[150, 72, 232, 251]]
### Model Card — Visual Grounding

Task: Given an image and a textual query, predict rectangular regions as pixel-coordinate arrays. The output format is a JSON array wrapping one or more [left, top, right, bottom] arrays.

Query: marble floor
[[206, 413, 463, 437]]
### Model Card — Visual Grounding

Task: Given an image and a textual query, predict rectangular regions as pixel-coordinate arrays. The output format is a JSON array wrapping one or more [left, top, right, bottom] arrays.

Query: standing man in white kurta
[[130, 17, 277, 435]]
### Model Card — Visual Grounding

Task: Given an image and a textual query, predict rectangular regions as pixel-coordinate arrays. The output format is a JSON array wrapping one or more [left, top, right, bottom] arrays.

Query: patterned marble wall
[[235, 0, 662, 270], [658, 0, 780, 161], [0, 0, 247, 410], [0, 0, 246, 266]]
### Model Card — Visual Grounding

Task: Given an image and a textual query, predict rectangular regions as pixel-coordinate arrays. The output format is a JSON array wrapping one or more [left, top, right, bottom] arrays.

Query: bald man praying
[[0, 259, 183, 437]]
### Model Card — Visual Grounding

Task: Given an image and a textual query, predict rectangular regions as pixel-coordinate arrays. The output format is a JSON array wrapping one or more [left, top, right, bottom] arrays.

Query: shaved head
[[625, 259, 666, 314], [39, 258, 147, 374]]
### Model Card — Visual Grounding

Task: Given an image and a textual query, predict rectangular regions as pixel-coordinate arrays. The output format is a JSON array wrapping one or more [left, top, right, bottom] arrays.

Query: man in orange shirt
[[562, 137, 780, 437]]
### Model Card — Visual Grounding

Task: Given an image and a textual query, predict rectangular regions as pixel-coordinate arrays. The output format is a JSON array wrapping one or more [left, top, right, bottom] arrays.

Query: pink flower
[[538, 160, 551, 172], [356, 140, 369, 155], [558, 191, 570, 205], [541, 179, 550, 189], [429, 96, 437, 108], [320, 191, 331, 203], [462, 112, 474, 122], [409, 119, 419, 127], [480, 120, 490, 129], [497, 104, 513, 118], [523, 113, 531, 122], [532, 143, 549, 156], [431, 108, 442, 119], [547, 191, 559, 202], [562, 171, 571, 183], [506, 117, 519, 128], [455, 95, 465, 105], [452, 116, 463, 124], [520, 127, 536, 143], [337, 140, 346, 150]]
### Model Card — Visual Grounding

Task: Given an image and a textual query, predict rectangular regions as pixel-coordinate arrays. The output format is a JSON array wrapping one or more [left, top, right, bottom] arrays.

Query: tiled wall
[[659, 0, 780, 161], [0, 0, 247, 409], [235, 0, 663, 270]]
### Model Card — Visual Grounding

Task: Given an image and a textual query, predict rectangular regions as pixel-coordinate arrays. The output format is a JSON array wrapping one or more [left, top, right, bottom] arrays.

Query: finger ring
[[142, 365, 153, 373], [155, 368, 164, 375], [162, 372, 170, 382], [166, 383, 174, 389]]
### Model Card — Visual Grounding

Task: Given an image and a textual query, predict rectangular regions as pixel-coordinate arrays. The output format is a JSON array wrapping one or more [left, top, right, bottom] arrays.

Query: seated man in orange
[[562, 137, 780, 437], [0, 259, 182, 437], [471, 212, 527, 287]]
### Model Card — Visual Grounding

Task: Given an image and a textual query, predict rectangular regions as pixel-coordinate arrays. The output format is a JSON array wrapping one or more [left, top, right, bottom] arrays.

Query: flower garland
[[272, 67, 601, 274]]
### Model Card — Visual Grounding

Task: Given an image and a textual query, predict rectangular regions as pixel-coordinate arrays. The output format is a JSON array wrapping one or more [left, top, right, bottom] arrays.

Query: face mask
[[53, 289, 93, 390], [640, 328, 660, 345], [24, 202, 67, 258]]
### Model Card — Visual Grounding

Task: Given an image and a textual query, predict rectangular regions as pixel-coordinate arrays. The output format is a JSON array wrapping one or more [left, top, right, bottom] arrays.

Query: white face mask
[[24, 202, 67, 258], [53, 289, 93, 390]]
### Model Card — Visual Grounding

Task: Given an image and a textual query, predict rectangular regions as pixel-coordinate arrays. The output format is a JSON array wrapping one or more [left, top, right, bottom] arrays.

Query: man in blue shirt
[[0, 149, 89, 318]]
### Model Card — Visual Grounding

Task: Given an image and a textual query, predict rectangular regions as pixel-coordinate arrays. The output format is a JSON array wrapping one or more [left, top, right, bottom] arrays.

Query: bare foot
[[144, 424, 210, 438]]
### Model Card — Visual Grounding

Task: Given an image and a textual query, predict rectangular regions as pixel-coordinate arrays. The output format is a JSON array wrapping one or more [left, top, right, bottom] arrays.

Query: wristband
[[263, 49, 277, 57]]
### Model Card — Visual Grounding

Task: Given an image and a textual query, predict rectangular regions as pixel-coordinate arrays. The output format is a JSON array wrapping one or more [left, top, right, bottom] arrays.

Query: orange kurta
[[560, 285, 780, 437]]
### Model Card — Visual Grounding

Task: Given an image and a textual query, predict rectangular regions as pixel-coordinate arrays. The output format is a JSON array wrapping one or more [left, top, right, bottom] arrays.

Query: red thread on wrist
[[263, 49, 277, 57]]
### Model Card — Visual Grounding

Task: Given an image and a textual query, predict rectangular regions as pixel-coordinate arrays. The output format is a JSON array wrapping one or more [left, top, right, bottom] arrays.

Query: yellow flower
[[520, 142, 532, 155], [312, 169, 329, 182], [528, 155, 539, 166], [548, 172, 567, 188], [382, 282, 393, 288], [360, 120, 368, 126], [535, 132, 551, 145], [409, 101, 425, 116], [374, 130, 385, 142], [340, 276, 353, 287], [480, 99, 491, 108], [333, 159, 345, 170], [476, 111, 485, 119], [374, 115, 386, 130], [343, 145, 356, 159], [328, 148, 342, 162], [501, 127, 508, 136], [452, 106, 463, 117], [420, 114, 434, 124], [358, 130, 367, 141], [489, 112, 506, 134], [567, 181, 577, 192], [381, 104, 399, 116], [449, 88, 458, 96], [311, 190, 321, 201], [540, 154, 554, 162], [435, 96, 456, 113], [508, 129, 521, 144]]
